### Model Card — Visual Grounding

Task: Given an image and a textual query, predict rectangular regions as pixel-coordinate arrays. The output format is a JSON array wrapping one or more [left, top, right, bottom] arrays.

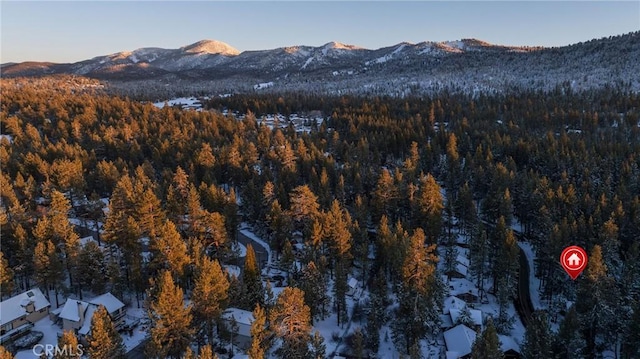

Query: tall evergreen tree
[[270, 287, 312, 359], [351, 327, 365, 359], [471, 318, 504, 359], [87, 305, 126, 359], [243, 244, 264, 309], [0, 251, 14, 298], [393, 228, 442, 353], [288, 185, 320, 232], [299, 261, 328, 321], [33, 238, 64, 305], [414, 173, 443, 243], [310, 331, 327, 359], [150, 221, 190, 282], [147, 271, 193, 359], [521, 311, 552, 359], [248, 304, 269, 359], [54, 330, 81, 359], [192, 257, 229, 346], [622, 301, 640, 359], [577, 245, 619, 358], [553, 305, 585, 359], [77, 241, 106, 294], [197, 345, 218, 359]]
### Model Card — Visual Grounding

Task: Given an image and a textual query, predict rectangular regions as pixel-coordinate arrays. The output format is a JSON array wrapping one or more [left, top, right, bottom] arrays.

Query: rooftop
[[0, 288, 50, 326], [444, 324, 477, 358], [222, 308, 255, 326]]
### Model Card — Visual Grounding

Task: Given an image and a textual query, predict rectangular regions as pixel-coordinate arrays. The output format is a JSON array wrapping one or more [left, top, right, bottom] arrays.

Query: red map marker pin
[[560, 246, 588, 280]]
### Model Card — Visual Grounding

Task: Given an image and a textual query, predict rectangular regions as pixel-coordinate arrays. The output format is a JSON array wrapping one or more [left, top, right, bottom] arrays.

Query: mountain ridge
[[2, 32, 638, 96]]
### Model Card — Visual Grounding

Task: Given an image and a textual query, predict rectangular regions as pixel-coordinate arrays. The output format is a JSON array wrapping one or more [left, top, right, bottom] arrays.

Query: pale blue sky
[[1, 1, 638, 63]]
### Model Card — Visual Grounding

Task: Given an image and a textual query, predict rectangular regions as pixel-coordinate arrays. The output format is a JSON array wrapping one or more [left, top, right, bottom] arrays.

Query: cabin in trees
[[443, 324, 476, 359], [0, 288, 50, 336], [441, 296, 483, 331], [221, 308, 255, 350], [443, 324, 521, 359], [56, 292, 125, 337]]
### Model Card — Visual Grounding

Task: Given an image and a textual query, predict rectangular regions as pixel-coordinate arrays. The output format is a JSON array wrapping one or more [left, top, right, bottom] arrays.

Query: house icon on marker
[[568, 253, 581, 266]]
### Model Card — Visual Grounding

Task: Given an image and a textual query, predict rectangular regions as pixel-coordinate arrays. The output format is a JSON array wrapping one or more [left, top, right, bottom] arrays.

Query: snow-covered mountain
[[2, 33, 639, 95]]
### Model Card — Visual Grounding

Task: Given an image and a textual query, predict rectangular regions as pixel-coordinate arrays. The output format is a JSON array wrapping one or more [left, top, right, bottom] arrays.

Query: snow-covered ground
[[153, 97, 202, 110], [122, 307, 148, 352], [232, 241, 247, 258], [253, 82, 274, 90], [14, 317, 62, 359]]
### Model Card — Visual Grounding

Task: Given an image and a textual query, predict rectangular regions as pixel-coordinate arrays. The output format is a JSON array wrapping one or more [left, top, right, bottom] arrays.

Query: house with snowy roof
[[0, 288, 50, 336], [443, 324, 476, 359], [58, 292, 125, 336], [442, 296, 467, 315], [222, 308, 256, 350], [347, 277, 360, 296], [449, 308, 483, 331]]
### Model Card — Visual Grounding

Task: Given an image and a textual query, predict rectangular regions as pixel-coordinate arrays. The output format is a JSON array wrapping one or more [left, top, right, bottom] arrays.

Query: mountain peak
[[181, 40, 240, 56], [323, 41, 363, 50]]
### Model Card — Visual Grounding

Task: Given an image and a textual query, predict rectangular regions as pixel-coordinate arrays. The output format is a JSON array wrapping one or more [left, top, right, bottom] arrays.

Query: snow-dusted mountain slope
[[2, 32, 639, 94]]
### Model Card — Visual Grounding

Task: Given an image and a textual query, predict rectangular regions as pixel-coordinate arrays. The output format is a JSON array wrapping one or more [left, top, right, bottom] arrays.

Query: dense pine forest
[[1, 76, 639, 359]]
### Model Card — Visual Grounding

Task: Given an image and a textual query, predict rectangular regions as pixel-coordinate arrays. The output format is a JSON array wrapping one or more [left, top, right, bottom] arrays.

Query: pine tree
[[471, 318, 504, 359], [393, 228, 442, 353], [521, 311, 552, 359], [197, 345, 218, 359], [87, 305, 126, 359], [243, 244, 264, 309], [455, 181, 477, 236], [136, 188, 165, 240], [310, 331, 326, 359], [414, 173, 443, 243], [577, 244, 619, 358], [0, 345, 14, 359], [54, 330, 81, 359], [352, 328, 365, 359], [288, 185, 320, 232], [34, 190, 80, 295], [147, 271, 193, 359], [267, 200, 290, 256], [409, 341, 422, 359], [334, 260, 348, 325], [77, 241, 105, 294], [372, 169, 398, 223], [456, 306, 474, 328], [270, 287, 312, 359], [226, 273, 248, 311], [299, 261, 328, 321], [469, 226, 489, 300], [192, 257, 229, 346], [553, 305, 585, 359], [150, 221, 190, 282], [248, 304, 269, 359], [325, 200, 352, 261], [33, 239, 64, 305], [622, 301, 640, 359], [0, 251, 14, 298]]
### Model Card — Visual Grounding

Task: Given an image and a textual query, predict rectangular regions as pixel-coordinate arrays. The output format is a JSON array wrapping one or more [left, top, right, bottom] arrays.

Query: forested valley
[[1, 76, 639, 359]]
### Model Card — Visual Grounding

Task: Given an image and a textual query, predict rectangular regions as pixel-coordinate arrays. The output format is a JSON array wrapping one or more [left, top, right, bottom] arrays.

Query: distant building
[[0, 288, 50, 335], [346, 277, 360, 296]]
